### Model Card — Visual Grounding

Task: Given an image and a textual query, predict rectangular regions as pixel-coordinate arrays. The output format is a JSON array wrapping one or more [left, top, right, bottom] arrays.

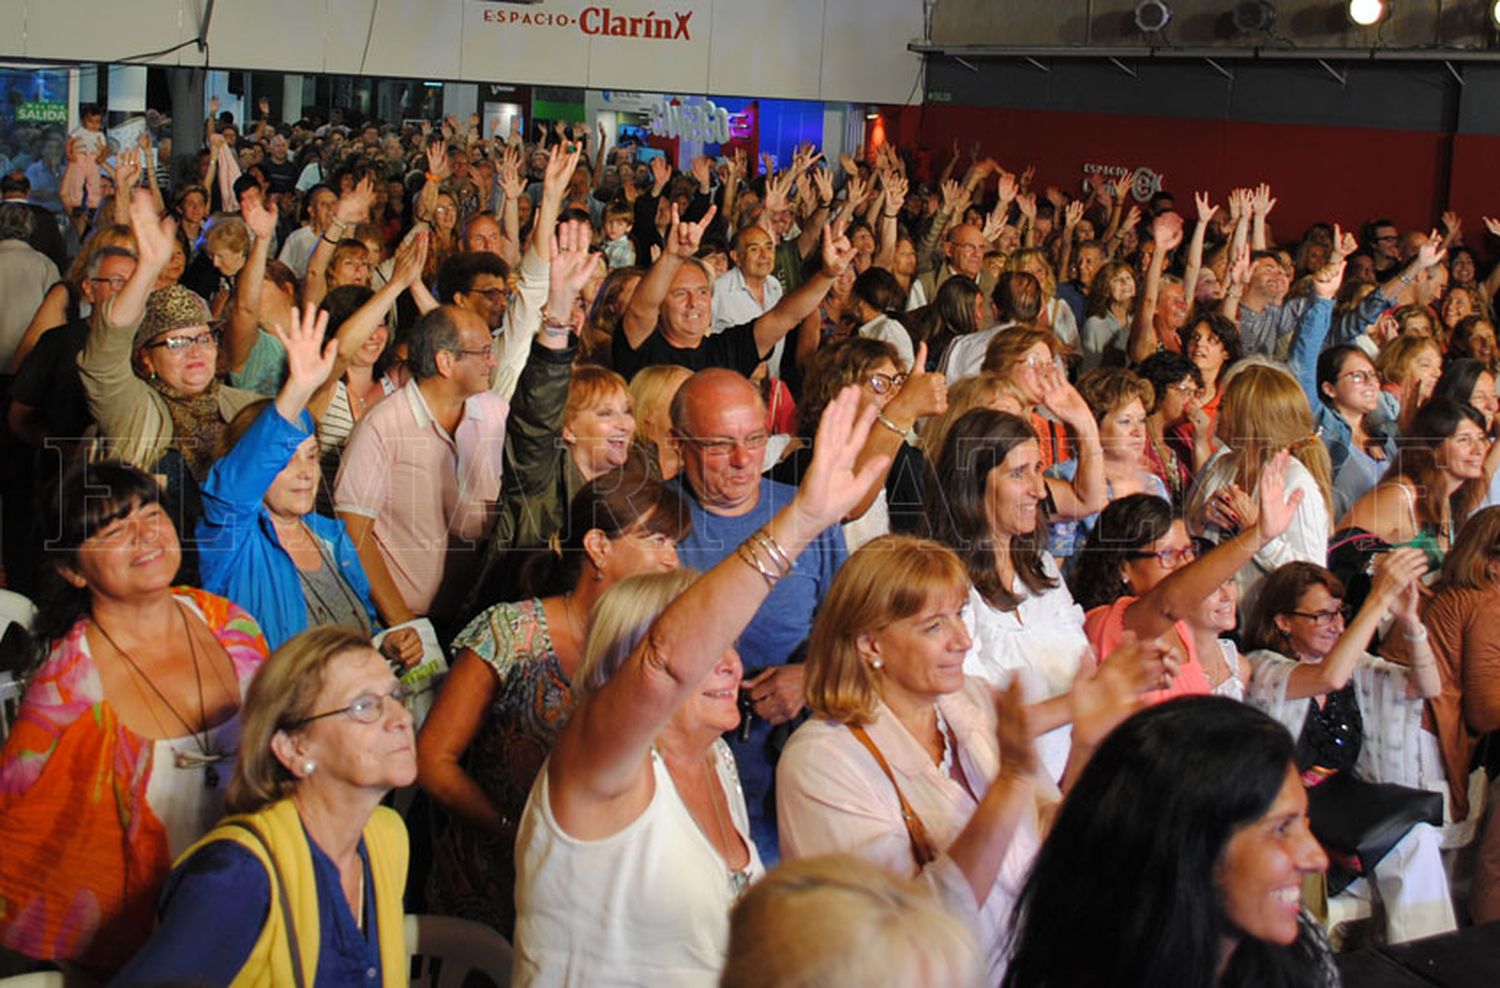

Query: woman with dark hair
[[1448, 314, 1498, 372], [923, 407, 1139, 784], [1136, 350, 1209, 503], [906, 274, 983, 373], [417, 464, 689, 937], [1079, 259, 1136, 371], [770, 336, 945, 548], [941, 271, 1042, 383], [1433, 357, 1499, 434], [1170, 311, 1242, 457], [1073, 453, 1302, 705], [0, 460, 269, 976], [851, 266, 915, 370], [1310, 344, 1393, 519], [1243, 557, 1454, 944], [1002, 697, 1336, 988], [578, 265, 645, 368]]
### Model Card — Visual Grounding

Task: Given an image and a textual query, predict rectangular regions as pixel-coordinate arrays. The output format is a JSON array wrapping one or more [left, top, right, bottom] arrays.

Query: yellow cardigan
[[178, 798, 408, 987]]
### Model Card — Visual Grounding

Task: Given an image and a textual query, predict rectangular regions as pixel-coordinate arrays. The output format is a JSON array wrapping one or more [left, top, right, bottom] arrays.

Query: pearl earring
[[871, 658, 884, 671], [303, 760, 316, 775]]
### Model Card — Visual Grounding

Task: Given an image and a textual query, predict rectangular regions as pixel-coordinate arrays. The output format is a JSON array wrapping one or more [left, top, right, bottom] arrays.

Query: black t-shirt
[[9, 318, 91, 440], [611, 320, 763, 381], [263, 158, 300, 195]]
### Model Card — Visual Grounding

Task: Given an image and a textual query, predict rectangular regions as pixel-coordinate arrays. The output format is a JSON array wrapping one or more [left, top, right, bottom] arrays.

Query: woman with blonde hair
[[979, 325, 1074, 469], [919, 372, 1027, 463], [1008, 246, 1078, 351], [1426, 506, 1500, 921], [720, 854, 983, 988], [1376, 332, 1443, 431], [114, 627, 415, 985], [629, 363, 693, 479], [510, 389, 883, 985], [1185, 362, 1333, 617]]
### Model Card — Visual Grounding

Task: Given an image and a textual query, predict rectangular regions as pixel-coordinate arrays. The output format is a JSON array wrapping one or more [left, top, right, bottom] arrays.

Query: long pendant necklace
[[94, 602, 229, 788], [702, 750, 754, 900]]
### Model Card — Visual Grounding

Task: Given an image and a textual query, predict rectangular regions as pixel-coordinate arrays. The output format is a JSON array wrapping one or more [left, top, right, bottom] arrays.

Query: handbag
[[1304, 771, 1442, 894], [848, 724, 938, 867]]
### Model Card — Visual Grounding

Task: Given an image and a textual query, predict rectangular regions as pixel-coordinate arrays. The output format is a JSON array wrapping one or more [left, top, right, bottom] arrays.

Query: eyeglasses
[[1287, 605, 1350, 626], [684, 433, 770, 456], [868, 372, 907, 395], [950, 240, 986, 254], [1126, 545, 1198, 568], [467, 287, 510, 302], [447, 346, 495, 362], [89, 275, 129, 290], [146, 331, 219, 353], [1166, 381, 1204, 397], [1337, 370, 1377, 385], [290, 686, 411, 728]]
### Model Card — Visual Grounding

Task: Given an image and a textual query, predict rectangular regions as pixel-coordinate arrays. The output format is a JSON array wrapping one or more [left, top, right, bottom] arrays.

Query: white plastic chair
[[0, 589, 36, 744], [406, 914, 512, 988]]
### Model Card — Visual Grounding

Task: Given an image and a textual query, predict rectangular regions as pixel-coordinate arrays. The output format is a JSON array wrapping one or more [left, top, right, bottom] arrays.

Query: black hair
[[319, 285, 377, 338], [1314, 344, 1370, 407], [406, 306, 465, 380], [34, 461, 172, 645], [1184, 312, 1243, 385], [1068, 494, 1176, 610], [1003, 697, 1307, 988], [436, 250, 510, 304], [851, 267, 907, 319], [1136, 350, 1203, 414], [1432, 357, 1491, 415]]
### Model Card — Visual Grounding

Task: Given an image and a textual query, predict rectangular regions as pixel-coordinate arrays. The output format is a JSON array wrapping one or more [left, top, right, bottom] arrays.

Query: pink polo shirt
[[334, 381, 508, 621]]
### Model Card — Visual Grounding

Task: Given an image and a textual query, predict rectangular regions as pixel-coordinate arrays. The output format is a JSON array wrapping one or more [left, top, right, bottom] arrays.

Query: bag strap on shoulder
[[848, 724, 939, 867]]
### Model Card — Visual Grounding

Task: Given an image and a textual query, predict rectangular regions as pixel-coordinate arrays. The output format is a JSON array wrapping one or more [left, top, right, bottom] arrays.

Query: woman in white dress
[[510, 388, 886, 987]]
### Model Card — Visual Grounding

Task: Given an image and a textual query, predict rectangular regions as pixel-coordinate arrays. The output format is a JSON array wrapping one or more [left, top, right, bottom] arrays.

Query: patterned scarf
[[149, 375, 227, 481]]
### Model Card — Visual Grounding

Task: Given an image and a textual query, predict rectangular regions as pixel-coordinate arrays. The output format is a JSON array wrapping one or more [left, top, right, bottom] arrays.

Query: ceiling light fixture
[[1134, 0, 1172, 33], [1347, 0, 1387, 27]]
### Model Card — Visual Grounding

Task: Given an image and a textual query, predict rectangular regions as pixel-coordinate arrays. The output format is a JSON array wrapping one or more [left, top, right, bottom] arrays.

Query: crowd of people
[[2, 97, 1500, 987]]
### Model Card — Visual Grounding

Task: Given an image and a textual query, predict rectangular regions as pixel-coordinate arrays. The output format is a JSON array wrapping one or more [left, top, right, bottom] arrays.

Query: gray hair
[[405, 305, 466, 380], [0, 202, 34, 242], [87, 245, 138, 277]]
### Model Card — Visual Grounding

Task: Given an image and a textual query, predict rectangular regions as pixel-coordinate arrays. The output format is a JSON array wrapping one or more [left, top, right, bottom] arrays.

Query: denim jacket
[[1288, 295, 1398, 480], [197, 406, 377, 649]]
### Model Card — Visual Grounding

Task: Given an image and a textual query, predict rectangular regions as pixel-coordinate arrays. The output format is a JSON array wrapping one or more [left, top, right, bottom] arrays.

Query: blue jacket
[[1288, 296, 1398, 477], [197, 405, 378, 650]]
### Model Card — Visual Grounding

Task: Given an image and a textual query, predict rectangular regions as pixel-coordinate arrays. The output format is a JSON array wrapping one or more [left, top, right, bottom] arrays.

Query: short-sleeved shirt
[[333, 381, 508, 622], [227, 329, 287, 397], [9, 317, 90, 439], [673, 477, 848, 672], [612, 320, 763, 382]]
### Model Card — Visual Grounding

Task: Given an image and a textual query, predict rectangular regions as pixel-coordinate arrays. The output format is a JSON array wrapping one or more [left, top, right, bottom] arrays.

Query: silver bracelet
[[750, 528, 793, 576], [736, 541, 781, 589]]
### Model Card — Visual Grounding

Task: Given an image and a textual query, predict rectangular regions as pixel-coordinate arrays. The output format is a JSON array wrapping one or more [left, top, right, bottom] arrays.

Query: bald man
[[909, 222, 998, 311], [670, 368, 849, 863]]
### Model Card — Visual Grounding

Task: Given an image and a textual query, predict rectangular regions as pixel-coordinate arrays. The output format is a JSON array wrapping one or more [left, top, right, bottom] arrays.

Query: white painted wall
[[0, 0, 925, 105]]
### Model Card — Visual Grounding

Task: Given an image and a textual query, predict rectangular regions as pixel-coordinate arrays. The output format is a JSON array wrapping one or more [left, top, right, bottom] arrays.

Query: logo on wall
[[477, 2, 694, 41], [1082, 162, 1164, 203], [649, 98, 730, 143]]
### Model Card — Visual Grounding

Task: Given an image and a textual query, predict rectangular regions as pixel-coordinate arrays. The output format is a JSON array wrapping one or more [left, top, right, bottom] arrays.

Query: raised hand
[[1368, 547, 1429, 617], [1016, 192, 1037, 222], [691, 155, 713, 192], [1416, 229, 1446, 269], [1019, 164, 1036, 189], [1111, 173, 1132, 203], [543, 142, 583, 205], [940, 178, 965, 213], [114, 149, 143, 193], [270, 301, 337, 407], [550, 218, 599, 303], [813, 165, 835, 208], [1194, 191, 1218, 224], [1312, 256, 1347, 300], [209, 95, 220, 117], [764, 169, 795, 215], [1227, 242, 1252, 288], [1485, 216, 1500, 239], [498, 156, 526, 200], [840, 149, 860, 178], [649, 154, 672, 193], [1152, 211, 1184, 252], [1037, 364, 1092, 430], [885, 342, 948, 419], [1064, 199, 1084, 230], [664, 202, 718, 257], [1043, 186, 1067, 212], [791, 386, 889, 532], [1251, 183, 1277, 217], [391, 228, 429, 288], [1121, 204, 1143, 233], [981, 201, 1007, 244], [336, 175, 376, 225], [128, 187, 178, 272], [1331, 224, 1358, 260], [1442, 210, 1462, 239], [1075, 633, 1172, 748], [882, 173, 908, 216], [242, 195, 278, 241], [426, 141, 451, 180], [996, 170, 1018, 206], [1253, 449, 1306, 542], [820, 216, 858, 277]]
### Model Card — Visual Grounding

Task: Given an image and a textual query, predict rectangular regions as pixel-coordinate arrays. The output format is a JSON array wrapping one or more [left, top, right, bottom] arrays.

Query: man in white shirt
[[712, 224, 785, 376]]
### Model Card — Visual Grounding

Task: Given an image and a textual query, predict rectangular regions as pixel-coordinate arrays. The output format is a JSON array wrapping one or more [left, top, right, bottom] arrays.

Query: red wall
[[874, 104, 1484, 250]]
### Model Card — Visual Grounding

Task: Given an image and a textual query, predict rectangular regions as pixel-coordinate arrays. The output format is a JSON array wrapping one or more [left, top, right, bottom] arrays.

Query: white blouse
[[962, 554, 1092, 783]]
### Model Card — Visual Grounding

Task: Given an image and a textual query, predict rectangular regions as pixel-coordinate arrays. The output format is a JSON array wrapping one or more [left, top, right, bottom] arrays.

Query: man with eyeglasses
[[668, 368, 849, 864], [909, 222, 997, 315], [334, 305, 509, 635]]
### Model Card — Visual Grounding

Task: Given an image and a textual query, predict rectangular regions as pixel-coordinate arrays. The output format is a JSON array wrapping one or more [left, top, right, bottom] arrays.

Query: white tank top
[[512, 740, 764, 987]]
